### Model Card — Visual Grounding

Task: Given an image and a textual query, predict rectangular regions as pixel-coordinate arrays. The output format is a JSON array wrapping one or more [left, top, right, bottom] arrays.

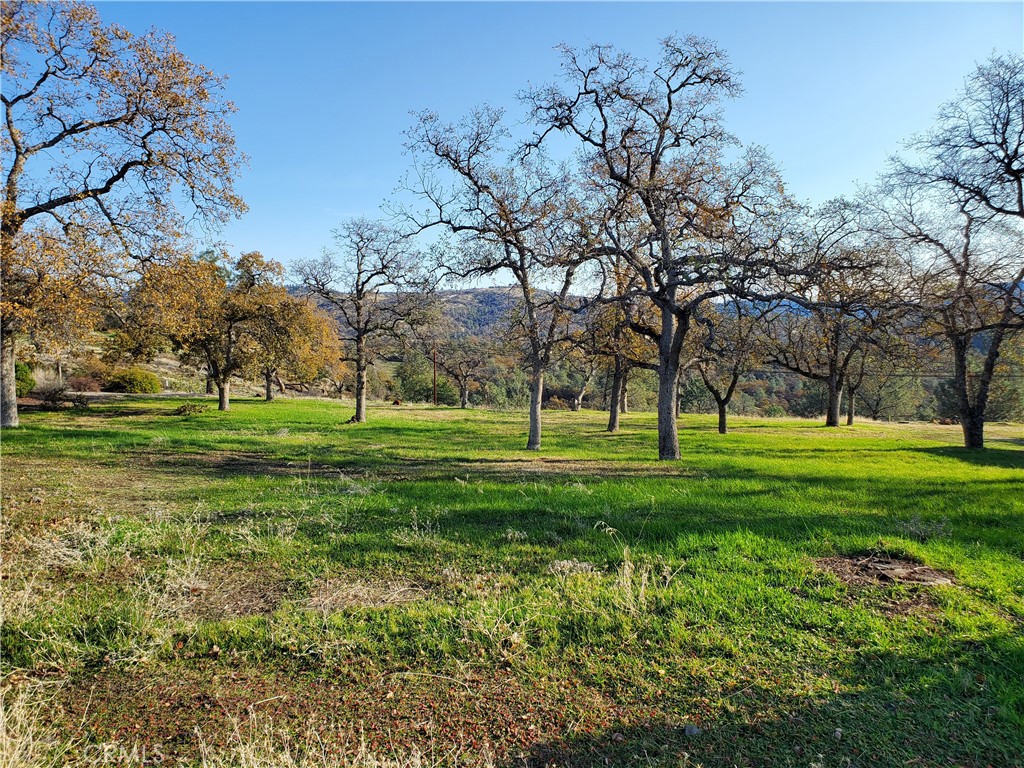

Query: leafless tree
[[878, 52, 1024, 448], [868, 181, 1024, 448], [763, 200, 894, 427], [295, 219, 417, 423], [695, 296, 768, 434], [561, 312, 607, 412], [403, 107, 588, 450], [526, 37, 791, 459], [592, 245, 655, 432], [898, 53, 1024, 224]]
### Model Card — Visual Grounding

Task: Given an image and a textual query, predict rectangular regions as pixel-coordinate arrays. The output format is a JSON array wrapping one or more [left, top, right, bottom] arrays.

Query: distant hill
[[431, 286, 520, 335], [290, 284, 524, 337]]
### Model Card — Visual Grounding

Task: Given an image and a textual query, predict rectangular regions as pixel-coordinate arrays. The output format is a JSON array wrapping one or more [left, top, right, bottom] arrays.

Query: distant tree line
[[2, 3, 1021, 454]]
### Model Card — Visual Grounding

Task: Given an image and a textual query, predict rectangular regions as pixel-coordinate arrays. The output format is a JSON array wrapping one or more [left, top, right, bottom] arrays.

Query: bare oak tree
[[880, 52, 1024, 447], [900, 53, 1024, 224], [764, 201, 892, 427], [695, 296, 767, 434], [526, 37, 789, 459], [869, 182, 1023, 448], [405, 107, 587, 450], [295, 219, 416, 423]]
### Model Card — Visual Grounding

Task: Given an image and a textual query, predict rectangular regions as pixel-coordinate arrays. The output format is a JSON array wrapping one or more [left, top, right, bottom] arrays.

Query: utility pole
[[432, 345, 438, 406]]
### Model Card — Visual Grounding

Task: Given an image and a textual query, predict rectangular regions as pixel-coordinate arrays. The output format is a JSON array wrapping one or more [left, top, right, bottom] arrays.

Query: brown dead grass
[[163, 564, 293, 621], [308, 577, 429, 612], [1, 459, 180, 529], [45, 659, 615, 766]]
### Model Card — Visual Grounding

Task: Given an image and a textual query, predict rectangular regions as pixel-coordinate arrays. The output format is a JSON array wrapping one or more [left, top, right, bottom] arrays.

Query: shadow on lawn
[[124, 447, 1023, 560], [48, 633, 1023, 768], [504, 635, 1024, 768], [912, 445, 1024, 469]]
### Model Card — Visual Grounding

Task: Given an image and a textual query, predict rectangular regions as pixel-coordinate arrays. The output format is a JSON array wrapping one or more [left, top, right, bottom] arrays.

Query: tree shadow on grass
[[912, 445, 1024, 469], [503, 633, 1024, 768], [123, 444, 1024, 561], [46, 629, 1024, 768]]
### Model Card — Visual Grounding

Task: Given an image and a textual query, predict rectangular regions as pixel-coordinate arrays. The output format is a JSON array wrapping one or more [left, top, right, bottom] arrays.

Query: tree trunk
[[846, 389, 856, 426], [527, 366, 544, 451], [217, 381, 230, 411], [619, 368, 629, 414], [952, 337, 988, 449], [56, 359, 63, 384], [825, 378, 843, 427], [657, 360, 680, 460], [1, 331, 19, 428], [354, 361, 367, 423], [264, 370, 274, 402], [717, 402, 728, 434], [276, 374, 286, 394], [607, 357, 623, 433], [961, 412, 985, 450], [674, 367, 682, 419], [657, 303, 681, 460], [460, 382, 469, 409], [571, 376, 589, 413], [206, 377, 214, 395]]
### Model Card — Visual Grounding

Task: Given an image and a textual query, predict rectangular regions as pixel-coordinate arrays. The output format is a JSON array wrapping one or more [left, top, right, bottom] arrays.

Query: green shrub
[[14, 362, 35, 397], [394, 355, 459, 406], [106, 367, 162, 394]]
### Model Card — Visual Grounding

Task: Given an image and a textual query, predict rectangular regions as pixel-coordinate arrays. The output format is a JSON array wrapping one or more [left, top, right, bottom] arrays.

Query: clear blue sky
[[96, 1, 1023, 268]]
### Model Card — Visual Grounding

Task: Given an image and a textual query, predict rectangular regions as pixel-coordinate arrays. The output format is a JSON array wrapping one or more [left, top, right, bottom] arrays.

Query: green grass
[[1, 397, 1022, 767]]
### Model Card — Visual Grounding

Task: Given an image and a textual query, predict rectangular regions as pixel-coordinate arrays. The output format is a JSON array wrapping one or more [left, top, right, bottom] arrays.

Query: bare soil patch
[[816, 554, 954, 618], [45, 659, 619, 764], [816, 555, 955, 587]]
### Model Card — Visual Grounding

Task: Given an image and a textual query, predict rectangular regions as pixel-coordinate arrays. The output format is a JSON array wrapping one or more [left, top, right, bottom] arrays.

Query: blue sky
[[96, 1, 1023, 267]]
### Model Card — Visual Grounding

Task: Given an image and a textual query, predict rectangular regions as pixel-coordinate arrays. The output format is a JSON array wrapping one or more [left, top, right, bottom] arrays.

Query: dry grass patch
[[0, 685, 69, 768], [1, 458, 182, 531], [161, 563, 293, 621], [195, 714, 487, 768], [308, 577, 428, 612]]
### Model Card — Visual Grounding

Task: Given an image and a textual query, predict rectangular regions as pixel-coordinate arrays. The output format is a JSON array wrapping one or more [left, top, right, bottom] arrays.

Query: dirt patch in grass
[[165, 564, 293, 621], [816, 555, 954, 618], [147, 450, 302, 477], [308, 576, 429, 612], [816, 555, 955, 587]]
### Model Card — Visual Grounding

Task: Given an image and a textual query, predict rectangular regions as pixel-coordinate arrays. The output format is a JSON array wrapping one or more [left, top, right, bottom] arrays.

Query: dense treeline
[[2, 3, 1021, 453]]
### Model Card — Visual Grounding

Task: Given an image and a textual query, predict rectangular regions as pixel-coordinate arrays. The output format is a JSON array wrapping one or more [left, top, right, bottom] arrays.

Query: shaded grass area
[[1, 397, 1022, 767]]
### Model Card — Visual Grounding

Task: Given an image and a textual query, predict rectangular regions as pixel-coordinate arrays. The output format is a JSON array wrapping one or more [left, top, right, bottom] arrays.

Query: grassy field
[[1, 397, 1022, 767]]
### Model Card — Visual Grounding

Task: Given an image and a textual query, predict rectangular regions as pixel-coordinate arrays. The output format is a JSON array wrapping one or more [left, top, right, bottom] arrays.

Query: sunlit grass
[[1, 397, 1021, 766]]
